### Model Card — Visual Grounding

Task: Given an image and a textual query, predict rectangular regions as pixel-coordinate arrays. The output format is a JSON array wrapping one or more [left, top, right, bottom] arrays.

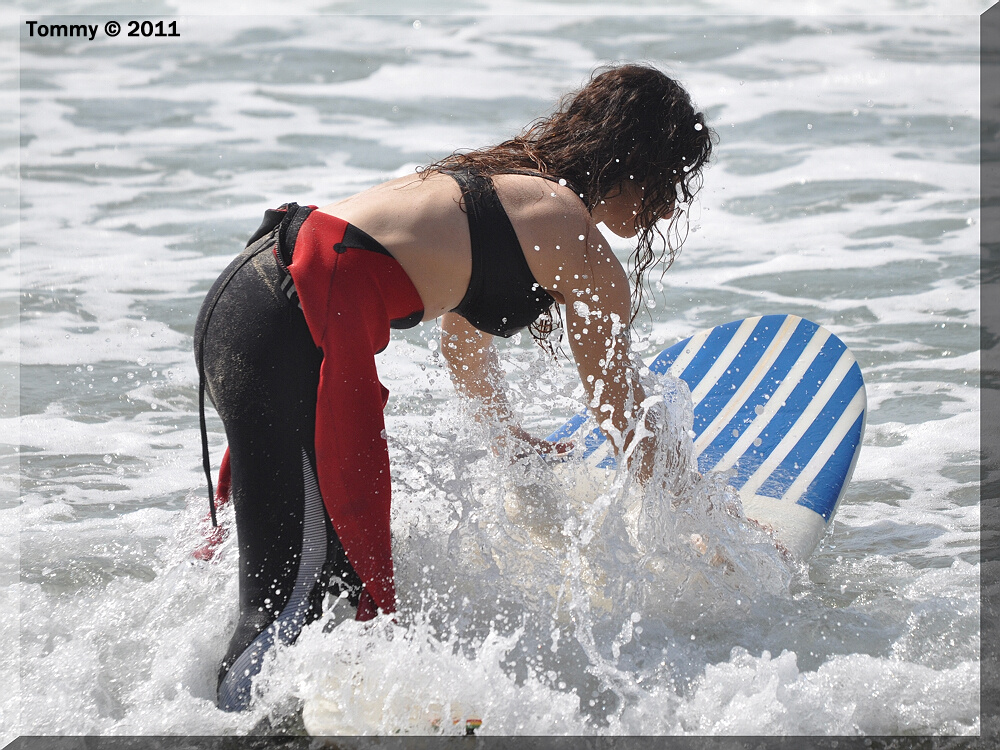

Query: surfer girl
[[194, 63, 713, 711]]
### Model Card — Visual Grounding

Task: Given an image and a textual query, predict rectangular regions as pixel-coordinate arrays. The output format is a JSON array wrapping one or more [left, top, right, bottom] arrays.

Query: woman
[[194, 63, 713, 711]]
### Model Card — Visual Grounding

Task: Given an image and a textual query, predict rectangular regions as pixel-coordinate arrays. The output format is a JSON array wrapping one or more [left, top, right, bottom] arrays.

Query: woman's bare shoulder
[[492, 173, 592, 253], [492, 172, 588, 217], [491, 175, 627, 304]]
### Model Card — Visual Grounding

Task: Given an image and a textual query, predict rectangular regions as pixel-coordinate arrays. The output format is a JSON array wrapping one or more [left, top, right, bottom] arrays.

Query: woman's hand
[[499, 423, 575, 460]]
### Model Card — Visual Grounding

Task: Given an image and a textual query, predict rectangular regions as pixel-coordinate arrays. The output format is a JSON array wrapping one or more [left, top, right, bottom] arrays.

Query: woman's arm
[[564, 232, 652, 458], [440, 311, 572, 455], [440, 311, 509, 422], [527, 221, 657, 481]]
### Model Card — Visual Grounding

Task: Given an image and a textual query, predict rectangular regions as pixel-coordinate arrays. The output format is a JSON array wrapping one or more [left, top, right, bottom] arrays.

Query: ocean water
[[5, 1, 986, 740]]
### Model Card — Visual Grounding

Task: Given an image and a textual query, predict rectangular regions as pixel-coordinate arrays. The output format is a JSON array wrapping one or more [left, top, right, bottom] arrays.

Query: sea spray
[[273, 366, 803, 733]]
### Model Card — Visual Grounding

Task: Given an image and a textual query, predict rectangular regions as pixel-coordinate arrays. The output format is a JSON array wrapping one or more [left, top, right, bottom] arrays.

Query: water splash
[[272, 365, 803, 734]]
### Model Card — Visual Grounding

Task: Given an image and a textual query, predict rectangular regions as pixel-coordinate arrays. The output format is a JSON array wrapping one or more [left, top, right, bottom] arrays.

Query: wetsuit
[[195, 170, 556, 711], [195, 205, 422, 711]]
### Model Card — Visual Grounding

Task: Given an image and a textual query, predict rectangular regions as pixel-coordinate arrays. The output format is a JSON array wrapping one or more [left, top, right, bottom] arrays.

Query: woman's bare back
[[318, 171, 598, 318]]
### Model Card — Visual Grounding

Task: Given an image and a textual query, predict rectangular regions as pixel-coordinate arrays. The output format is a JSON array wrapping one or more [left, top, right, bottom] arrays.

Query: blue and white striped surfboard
[[546, 314, 867, 559]]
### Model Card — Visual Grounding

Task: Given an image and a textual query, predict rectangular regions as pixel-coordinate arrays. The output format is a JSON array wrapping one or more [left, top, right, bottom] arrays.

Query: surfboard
[[545, 314, 867, 559], [301, 691, 482, 736]]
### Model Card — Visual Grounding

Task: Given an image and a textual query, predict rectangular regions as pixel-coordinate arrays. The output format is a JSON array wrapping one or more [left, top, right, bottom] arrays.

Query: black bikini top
[[445, 168, 557, 338]]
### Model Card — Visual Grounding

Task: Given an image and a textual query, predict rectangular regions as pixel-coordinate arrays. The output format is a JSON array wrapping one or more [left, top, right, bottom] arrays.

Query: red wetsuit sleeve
[[288, 212, 416, 618]]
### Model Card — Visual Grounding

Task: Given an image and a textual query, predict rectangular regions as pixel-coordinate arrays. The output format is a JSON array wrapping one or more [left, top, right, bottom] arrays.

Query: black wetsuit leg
[[194, 233, 362, 712]]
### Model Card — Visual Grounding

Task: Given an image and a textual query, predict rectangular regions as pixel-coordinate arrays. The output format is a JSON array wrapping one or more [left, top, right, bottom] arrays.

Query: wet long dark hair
[[423, 63, 715, 342]]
